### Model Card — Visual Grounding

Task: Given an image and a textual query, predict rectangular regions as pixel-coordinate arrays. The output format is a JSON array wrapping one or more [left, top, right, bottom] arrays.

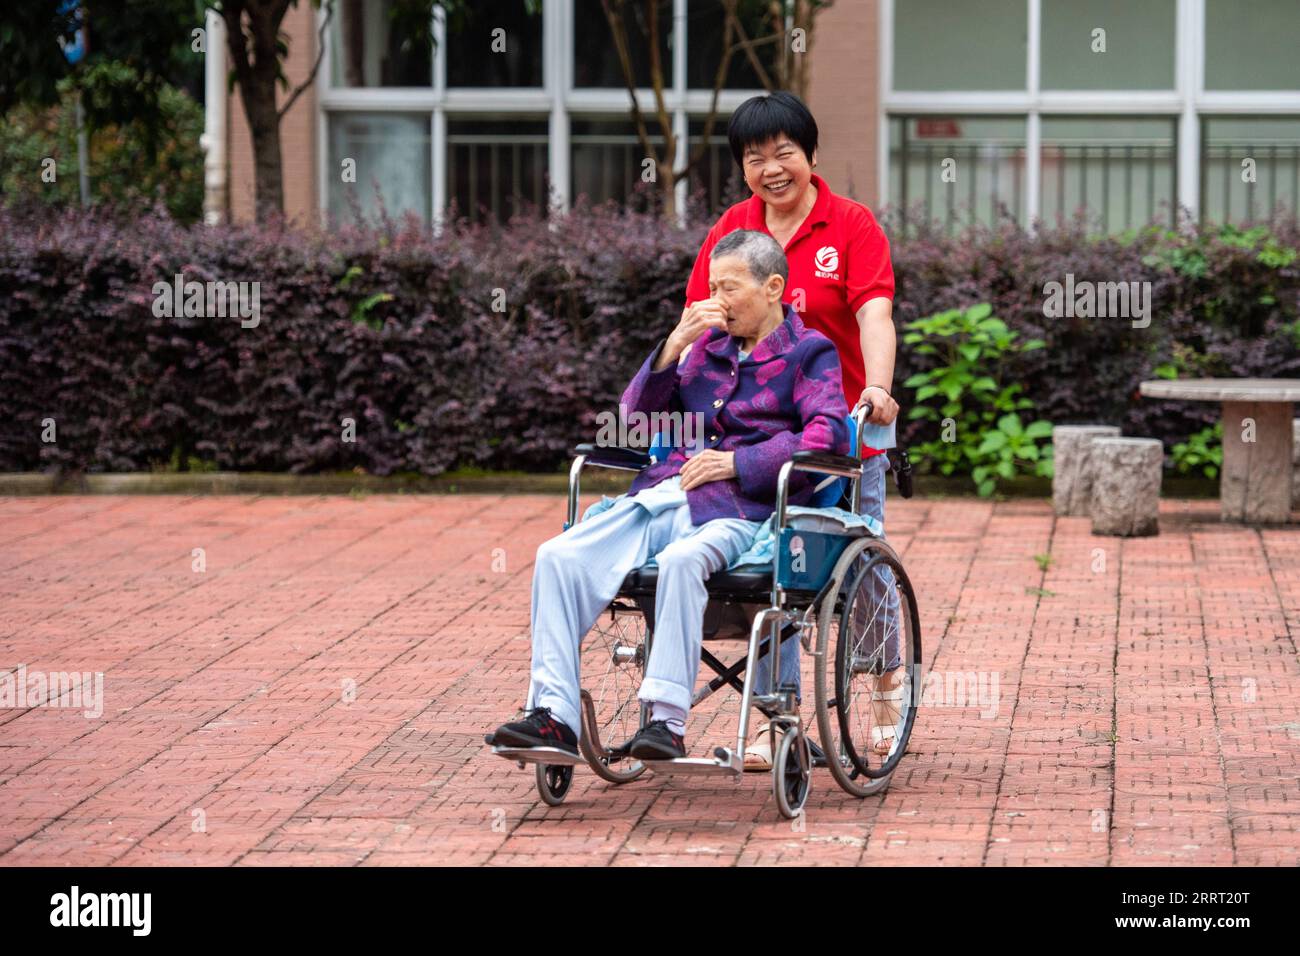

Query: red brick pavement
[[0, 494, 1296, 866]]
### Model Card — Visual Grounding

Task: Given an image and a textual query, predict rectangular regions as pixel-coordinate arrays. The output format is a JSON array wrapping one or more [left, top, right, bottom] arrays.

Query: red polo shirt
[[685, 173, 894, 455]]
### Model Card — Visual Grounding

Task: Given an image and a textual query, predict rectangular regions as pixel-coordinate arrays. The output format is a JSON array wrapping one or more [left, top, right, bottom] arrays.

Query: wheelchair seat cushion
[[620, 563, 780, 600]]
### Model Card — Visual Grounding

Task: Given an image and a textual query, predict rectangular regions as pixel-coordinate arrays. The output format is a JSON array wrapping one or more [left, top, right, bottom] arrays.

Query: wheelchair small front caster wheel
[[536, 763, 573, 806], [773, 727, 811, 819]]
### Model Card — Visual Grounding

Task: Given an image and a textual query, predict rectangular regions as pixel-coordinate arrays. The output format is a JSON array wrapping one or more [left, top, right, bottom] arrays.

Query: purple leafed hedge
[[1, 202, 1298, 476]]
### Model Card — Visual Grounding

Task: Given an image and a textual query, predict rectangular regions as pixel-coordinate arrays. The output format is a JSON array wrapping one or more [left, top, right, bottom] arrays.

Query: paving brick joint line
[[1, 495, 1297, 866]]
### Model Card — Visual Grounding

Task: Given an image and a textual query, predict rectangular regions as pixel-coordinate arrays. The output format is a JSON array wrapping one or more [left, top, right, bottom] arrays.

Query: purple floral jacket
[[620, 303, 850, 524]]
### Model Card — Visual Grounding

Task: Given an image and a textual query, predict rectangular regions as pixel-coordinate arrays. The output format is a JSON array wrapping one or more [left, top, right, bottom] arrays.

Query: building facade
[[210, 0, 1300, 232]]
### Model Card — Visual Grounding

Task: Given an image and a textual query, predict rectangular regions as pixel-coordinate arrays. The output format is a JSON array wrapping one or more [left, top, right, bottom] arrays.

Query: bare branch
[[644, 0, 676, 179], [726, 0, 774, 92], [278, 0, 335, 120], [675, 6, 735, 182], [600, 0, 660, 170]]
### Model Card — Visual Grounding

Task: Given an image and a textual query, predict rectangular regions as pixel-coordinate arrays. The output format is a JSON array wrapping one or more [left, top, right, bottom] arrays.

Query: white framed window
[[879, 0, 1300, 231], [317, 0, 767, 227], [1040, 116, 1178, 231], [888, 115, 1027, 231], [326, 111, 432, 221], [1201, 116, 1300, 224]]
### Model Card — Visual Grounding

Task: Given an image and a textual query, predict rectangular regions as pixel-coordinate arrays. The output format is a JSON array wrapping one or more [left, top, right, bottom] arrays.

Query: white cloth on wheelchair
[[579, 495, 883, 570], [621, 472, 688, 515]]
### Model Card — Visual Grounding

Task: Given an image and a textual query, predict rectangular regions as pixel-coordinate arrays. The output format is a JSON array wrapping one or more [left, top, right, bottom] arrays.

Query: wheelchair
[[487, 403, 922, 819]]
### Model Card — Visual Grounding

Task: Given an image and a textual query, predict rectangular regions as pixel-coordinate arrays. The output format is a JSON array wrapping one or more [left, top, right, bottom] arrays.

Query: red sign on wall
[[916, 119, 962, 138]]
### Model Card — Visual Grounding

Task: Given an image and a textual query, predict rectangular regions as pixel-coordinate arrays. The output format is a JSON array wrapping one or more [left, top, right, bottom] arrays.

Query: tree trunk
[[660, 158, 676, 220], [243, 70, 283, 220], [222, 1, 290, 222]]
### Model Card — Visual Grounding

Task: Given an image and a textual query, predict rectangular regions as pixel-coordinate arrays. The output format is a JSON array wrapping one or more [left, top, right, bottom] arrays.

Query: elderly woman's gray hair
[[709, 229, 789, 286]]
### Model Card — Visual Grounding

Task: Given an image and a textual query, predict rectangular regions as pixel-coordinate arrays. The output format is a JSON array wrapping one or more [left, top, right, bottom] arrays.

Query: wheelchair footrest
[[487, 744, 585, 767], [642, 748, 743, 776]]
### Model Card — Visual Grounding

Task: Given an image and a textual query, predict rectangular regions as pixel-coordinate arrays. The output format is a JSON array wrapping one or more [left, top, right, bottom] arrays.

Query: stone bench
[[1052, 425, 1122, 516], [1089, 437, 1163, 536], [1139, 379, 1298, 523]]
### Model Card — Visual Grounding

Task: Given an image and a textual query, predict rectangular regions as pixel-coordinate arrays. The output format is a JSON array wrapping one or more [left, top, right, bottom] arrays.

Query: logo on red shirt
[[813, 244, 840, 279]]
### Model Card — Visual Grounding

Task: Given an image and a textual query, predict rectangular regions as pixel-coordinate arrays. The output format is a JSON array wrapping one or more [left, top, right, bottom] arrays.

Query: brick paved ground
[[1, 494, 1297, 866]]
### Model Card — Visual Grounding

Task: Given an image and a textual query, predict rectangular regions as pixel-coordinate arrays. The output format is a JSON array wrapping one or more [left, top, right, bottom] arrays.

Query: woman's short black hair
[[726, 91, 819, 168]]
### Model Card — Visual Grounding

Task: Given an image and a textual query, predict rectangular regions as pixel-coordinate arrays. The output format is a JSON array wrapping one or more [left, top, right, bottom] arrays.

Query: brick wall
[[805, 0, 882, 209]]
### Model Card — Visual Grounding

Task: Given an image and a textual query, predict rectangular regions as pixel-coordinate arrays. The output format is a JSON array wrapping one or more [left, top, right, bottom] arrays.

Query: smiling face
[[707, 254, 785, 345], [741, 135, 816, 214]]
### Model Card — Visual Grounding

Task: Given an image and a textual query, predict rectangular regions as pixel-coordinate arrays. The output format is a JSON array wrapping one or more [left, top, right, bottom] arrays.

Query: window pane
[[571, 119, 666, 208], [574, 0, 671, 88], [686, 0, 777, 90], [1201, 117, 1300, 223], [1205, 0, 1300, 90], [447, 118, 550, 223], [888, 116, 1027, 233], [327, 112, 431, 222], [446, 0, 543, 88], [894, 0, 1026, 91], [1040, 0, 1175, 90], [1041, 117, 1176, 230], [687, 117, 748, 218], [330, 0, 432, 87]]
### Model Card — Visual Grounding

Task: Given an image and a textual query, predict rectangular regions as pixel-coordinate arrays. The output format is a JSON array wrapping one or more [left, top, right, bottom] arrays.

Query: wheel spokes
[[582, 610, 646, 759], [834, 553, 911, 776]]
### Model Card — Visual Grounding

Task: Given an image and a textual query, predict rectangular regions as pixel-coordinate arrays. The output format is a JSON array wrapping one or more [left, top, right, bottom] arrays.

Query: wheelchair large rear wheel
[[813, 537, 921, 798], [578, 603, 648, 784]]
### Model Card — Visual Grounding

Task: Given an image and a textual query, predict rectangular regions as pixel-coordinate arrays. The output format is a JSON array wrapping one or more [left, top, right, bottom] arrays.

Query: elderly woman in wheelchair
[[485, 228, 920, 817]]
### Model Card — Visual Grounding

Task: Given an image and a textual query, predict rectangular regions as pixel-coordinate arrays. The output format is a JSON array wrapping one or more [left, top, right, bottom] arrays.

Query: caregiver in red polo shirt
[[680, 91, 902, 770]]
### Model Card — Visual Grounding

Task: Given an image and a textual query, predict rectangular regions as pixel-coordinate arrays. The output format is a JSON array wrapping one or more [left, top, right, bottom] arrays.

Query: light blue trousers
[[526, 494, 760, 737], [750, 451, 899, 702]]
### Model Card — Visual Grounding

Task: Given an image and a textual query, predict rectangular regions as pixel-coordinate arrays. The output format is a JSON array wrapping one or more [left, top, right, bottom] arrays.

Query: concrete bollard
[[1089, 437, 1164, 537], [1052, 425, 1122, 516]]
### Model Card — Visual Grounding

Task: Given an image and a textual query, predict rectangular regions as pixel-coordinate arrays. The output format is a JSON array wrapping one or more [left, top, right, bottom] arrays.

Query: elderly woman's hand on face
[[678, 448, 737, 491], [653, 299, 729, 371]]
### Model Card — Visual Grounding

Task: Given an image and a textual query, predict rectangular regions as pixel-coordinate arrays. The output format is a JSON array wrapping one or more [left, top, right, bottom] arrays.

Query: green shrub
[[0, 80, 203, 222], [1170, 422, 1223, 480], [902, 303, 1054, 496]]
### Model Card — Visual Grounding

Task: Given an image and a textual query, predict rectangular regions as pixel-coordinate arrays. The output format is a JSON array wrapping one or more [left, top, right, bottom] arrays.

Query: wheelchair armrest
[[572, 443, 652, 471], [788, 450, 865, 479], [566, 444, 657, 529]]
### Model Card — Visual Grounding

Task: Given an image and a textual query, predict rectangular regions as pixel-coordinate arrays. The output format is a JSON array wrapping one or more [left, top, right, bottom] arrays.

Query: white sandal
[[742, 723, 784, 772], [869, 670, 906, 758]]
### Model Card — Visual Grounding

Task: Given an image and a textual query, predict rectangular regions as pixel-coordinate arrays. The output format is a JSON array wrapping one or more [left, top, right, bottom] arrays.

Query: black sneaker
[[487, 707, 578, 756], [626, 720, 686, 760]]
